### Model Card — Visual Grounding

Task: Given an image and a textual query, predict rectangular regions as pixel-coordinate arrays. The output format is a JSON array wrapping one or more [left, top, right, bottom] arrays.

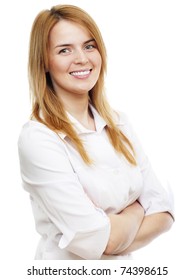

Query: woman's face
[[47, 20, 102, 99]]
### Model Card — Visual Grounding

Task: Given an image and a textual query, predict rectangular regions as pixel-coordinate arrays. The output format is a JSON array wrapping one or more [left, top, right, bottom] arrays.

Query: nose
[[74, 49, 89, 64]]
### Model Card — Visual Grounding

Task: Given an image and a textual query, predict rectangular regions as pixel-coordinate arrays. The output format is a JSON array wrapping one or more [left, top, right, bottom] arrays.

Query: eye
[[84, 44, 96, 50], [58, 48, 71, 54]]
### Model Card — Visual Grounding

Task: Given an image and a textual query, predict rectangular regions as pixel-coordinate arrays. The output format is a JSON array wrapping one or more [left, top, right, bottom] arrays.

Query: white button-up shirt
[[18, 106, 174, 260]]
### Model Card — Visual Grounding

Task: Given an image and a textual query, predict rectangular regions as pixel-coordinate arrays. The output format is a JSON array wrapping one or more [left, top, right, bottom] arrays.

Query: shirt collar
[[58, 104, 107, 139]]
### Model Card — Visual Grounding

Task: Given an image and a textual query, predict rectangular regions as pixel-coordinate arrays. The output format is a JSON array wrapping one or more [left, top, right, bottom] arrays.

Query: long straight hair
[[29, 4, 136, 165]]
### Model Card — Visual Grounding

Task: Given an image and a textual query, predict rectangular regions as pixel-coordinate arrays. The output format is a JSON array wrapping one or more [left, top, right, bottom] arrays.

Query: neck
[[64, 97, 89, 118], [59, 93, 95, 130]]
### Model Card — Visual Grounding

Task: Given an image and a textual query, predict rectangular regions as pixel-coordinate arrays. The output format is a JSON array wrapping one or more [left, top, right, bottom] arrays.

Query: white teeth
[[70, 70, 90, 76]]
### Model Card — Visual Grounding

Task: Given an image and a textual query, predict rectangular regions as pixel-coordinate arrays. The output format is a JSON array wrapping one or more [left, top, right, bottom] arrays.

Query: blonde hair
[[29, 4, 136, 165]]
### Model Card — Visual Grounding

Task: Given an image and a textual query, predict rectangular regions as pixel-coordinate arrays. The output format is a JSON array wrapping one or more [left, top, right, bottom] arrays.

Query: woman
[[18, 4, 174, 260]]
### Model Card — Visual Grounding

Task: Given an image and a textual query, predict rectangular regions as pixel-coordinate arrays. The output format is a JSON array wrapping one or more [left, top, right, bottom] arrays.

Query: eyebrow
[[55, 39, 95, 49]]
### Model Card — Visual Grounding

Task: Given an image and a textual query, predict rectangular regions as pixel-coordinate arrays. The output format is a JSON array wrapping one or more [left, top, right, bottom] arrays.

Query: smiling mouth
[[70, 69, 91, 76]]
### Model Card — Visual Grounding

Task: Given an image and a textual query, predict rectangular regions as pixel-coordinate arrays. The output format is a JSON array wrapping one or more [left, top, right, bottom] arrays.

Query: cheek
[[92, 53, 102, 74], [48, 57, 70, 74], [96, 53, 102, 67]]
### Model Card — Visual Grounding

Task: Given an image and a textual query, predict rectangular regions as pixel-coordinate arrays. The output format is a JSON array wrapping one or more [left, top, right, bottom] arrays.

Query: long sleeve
[[118, 113, 174, 218], [18, 121, 110, 259]]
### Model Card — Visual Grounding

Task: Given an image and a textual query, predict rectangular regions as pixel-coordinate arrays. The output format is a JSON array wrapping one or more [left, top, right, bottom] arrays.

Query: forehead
[[49, 19, 92, 45]]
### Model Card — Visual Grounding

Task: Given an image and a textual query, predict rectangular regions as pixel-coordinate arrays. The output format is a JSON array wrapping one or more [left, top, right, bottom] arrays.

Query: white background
[[0, 0, 194, 278]]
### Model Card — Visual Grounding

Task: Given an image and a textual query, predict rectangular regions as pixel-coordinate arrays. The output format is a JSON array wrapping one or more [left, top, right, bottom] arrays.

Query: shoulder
[[18, 120, 55, 142], [114, 110, 130, 125], [114, 110, 134, 137], [18, 120, 62, 154], [17, 120, 73, 173]]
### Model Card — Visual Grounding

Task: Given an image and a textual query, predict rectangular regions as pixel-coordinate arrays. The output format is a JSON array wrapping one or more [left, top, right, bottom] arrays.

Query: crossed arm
[[104, 201, 174, 255]]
